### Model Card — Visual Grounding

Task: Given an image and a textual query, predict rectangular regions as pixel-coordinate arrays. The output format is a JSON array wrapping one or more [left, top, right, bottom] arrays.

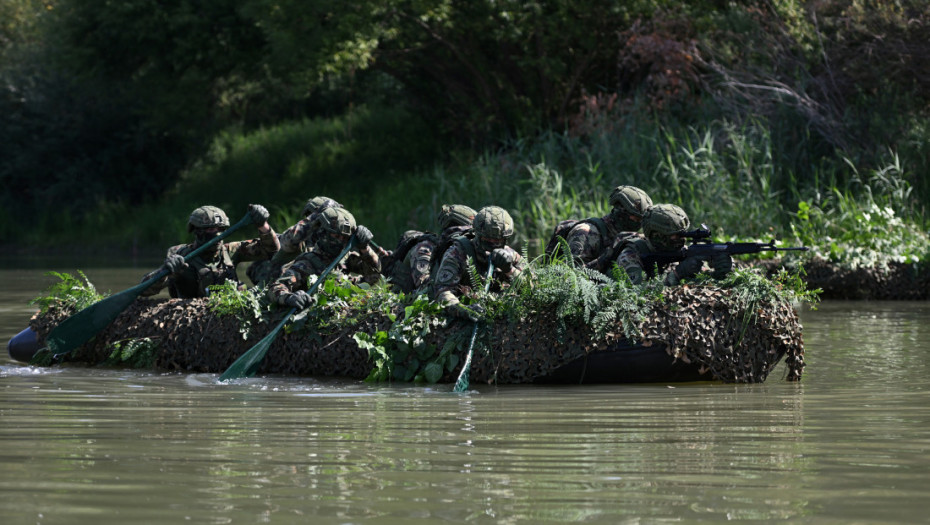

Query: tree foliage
[[2, 0, 929, 244]]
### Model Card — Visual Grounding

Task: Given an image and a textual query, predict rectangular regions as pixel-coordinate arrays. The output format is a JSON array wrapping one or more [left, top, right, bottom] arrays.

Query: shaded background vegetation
[[1, 1, 928, 265]]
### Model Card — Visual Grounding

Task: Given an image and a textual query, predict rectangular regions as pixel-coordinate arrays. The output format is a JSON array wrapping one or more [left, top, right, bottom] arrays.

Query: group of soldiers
[[140, 187, 733, 320]]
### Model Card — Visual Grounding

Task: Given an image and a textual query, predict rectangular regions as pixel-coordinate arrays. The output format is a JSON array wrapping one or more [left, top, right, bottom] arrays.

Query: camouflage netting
[[755, 258, 930, 300], [28, 286, 804, 384]]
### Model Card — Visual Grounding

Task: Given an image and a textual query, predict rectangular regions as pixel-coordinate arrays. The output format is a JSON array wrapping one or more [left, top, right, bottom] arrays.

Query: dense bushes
[[1, 0, 928, 255]]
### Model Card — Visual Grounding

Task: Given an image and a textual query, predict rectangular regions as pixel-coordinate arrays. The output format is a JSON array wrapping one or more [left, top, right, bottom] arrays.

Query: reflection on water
[[2, 269, 930, 524]]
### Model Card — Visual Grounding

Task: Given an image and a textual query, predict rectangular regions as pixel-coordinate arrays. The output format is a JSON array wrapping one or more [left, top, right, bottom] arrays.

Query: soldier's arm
[[497, 248, 523, 281], [430, 247, 466, 306], [586, 234, 626, 273], [139, 246, 183, 297], [344, 244, 381, 277], [408, 241, 434, 289], [616, 245, 646, 285], [229, 225, 281, 264], [566, 223, 600, 266], [267, 255, 314, 305], [278, 216, 317, 254]]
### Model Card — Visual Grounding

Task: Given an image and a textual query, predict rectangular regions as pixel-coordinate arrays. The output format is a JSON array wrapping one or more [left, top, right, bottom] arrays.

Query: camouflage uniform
[[615, 203, 728, 286], [565, 218, 636, 273], [615, 235, 676, 285], [384, 205, 477, 295], [566, 185, 652, 274], [268, 243, 381, 304], [247, 198, 341, 286], [247, 216, 320, 286], [141, 230, 280, 298], [429, 238, 524, 305], [615, 235, 724, 286], [382, 230, 440, 294]]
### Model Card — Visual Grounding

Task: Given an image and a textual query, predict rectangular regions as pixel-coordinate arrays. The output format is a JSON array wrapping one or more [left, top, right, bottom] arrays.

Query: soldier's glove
[[248, 204, 270, 226], [710, 252, 733, 280], [355, 225, 373, 248], [165, 254, 188, 275], [591, 248, 618, 272], [283, 290, 315, 310], [674, 256, 704, 281], [445, 302, 484, 322], [490, 248, 514, 273]]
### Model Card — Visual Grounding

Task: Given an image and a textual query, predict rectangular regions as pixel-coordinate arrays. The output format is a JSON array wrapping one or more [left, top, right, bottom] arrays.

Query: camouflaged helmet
[[609, 185, 653, 217], [187, 205, 230, 232], [301, 196, 342, 218], [315, 206, 356, 236], [437, 204, 477, 231], [473, 206, 514, 241], [642, 204, 690, 238]]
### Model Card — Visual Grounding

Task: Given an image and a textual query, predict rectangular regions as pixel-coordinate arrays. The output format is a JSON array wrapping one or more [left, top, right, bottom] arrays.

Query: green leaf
[[423, 362, 443, 383]]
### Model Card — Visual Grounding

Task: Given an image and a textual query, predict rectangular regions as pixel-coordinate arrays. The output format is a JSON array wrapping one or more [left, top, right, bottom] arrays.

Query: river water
[[1, 265, 929, 524]]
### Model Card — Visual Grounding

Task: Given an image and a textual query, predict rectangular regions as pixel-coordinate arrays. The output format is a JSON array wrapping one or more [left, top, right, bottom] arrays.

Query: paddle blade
[[452, 327, 478, 393], [452, 366, 470, 393], [34, 283, 148, 364], [219, 310, 293, 381], [218, 333, 276, 381]]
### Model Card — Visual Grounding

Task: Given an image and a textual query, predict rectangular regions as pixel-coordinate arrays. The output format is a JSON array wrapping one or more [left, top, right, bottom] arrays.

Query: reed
[[25, 104, 928, 270]]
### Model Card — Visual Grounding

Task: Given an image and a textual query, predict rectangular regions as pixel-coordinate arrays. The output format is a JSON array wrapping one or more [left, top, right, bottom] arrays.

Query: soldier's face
[[663, 234, 686, 250], [194, 227, 225, 245], [319, 231, 350, 253], [478, 236, 505, 252], [610, 208, 641, 230]]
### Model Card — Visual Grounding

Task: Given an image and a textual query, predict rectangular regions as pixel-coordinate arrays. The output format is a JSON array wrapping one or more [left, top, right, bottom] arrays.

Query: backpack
[[544, 217, 608, 258], [427, 226, 475, 284], [381, 230, 440, 279]]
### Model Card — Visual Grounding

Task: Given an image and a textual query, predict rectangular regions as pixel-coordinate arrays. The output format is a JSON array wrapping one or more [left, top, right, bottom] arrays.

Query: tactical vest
[[451, 235, 499, 286], [169, 243, 238, 298], [427, 226, 475, 282]]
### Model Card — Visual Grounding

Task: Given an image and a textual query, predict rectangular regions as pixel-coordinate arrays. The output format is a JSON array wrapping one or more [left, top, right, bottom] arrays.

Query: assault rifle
[[641, 223, 809, 271], [586, 224, 714, 272]]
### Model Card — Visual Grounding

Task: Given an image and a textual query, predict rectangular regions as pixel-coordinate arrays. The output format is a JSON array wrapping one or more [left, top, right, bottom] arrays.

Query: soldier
[[246, 196, 342, 286], [268, 207, 378, 309], [382, 204, 477, 294], [615, 203, 732, 285], [141, 204, 279, 298], [429, 205, 523, 321], [562, 185, 652, 273]]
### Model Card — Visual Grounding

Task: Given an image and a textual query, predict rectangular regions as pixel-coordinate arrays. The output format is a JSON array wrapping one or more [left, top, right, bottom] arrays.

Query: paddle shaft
[[39, 214, 254, 361], [452, 259, 495, 393], [218, 234, 360, 381], [139, 214, 255, 290]]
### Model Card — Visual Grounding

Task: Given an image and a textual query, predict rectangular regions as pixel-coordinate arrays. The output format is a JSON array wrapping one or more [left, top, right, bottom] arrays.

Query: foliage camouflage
[[28, 267, 809, 384]]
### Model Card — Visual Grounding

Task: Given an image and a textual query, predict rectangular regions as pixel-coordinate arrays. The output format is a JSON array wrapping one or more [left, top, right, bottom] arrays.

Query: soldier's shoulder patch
[[436, 267, 458, 285]]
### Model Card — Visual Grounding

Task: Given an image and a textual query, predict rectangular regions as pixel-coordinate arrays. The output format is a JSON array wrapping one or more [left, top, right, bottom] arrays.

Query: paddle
[[452, 260, 495, 393], [219, 233, 358, 381], [33, 214, 254, 364]]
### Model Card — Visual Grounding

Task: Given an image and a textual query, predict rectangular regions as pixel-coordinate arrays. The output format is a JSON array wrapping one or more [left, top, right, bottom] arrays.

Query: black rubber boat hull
[[534, 343, 706, 384], [8, 327, 40, 363]]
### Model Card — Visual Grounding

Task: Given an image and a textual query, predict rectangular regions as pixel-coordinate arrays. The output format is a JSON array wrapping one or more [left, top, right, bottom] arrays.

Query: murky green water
[[2, 265, 929, 524]]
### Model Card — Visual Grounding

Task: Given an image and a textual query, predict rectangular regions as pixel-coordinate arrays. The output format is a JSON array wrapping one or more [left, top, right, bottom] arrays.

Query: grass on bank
[[25, 104, 930, 270]]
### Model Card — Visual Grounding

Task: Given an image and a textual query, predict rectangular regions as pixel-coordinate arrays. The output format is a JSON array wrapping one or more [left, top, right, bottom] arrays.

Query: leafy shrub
[[105, 337, 160, 369], [206, 282, 266, 339], [30, 271, 105, 314], [790, 156, 930, 268]]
